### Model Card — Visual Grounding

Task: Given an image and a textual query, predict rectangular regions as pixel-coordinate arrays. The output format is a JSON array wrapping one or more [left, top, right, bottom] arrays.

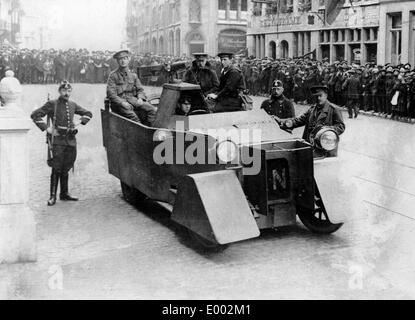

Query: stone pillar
[[255, 35, 260, 58], [298, 32, 304, 56], [247, 35, 255, 57], [0, 71, 36, 264], [259, 35, 264, 58], [262, 35, 266, 58]]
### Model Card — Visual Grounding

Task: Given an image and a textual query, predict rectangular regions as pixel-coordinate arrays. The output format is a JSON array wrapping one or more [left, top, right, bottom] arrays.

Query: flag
[[325, 0, 345, 25]]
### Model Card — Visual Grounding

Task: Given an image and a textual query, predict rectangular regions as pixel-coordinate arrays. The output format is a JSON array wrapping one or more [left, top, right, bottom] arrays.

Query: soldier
[[183, 53, 219, 96], [207, 52, 245, 113], [30, 81, 93, 206], [107, 50, 157, 125], [261, 80, 295, 119], [277, 86, 345, 154], [342, 69, 362, 119]]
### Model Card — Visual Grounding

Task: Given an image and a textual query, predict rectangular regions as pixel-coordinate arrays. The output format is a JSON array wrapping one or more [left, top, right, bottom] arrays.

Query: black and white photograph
[[0, 0, 415, 304]]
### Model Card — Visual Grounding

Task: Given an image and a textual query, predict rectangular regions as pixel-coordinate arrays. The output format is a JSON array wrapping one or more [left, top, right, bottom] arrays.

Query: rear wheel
[[121, 182, 147, 206], [297, 179, 343, 234]]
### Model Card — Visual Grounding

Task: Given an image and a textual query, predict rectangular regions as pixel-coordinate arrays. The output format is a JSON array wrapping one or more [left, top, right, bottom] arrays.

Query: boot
[[48, 170, 59, 206], [59, 173, 78, 201]]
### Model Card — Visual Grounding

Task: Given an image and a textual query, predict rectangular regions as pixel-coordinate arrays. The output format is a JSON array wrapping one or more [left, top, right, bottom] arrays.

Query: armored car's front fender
[[171, 170, 260, 245]]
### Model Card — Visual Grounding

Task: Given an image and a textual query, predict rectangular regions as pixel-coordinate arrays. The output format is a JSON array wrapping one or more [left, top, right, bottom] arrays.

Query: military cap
[[217, 52, 234, 59], [386, 66, 394, 73], [310, 85, 329, 95], [404, 63, 411, 70], [58, 80, 72, 91], [272, 80, 284, 88], [348, 69, 356, 74], [192, 52, 208, 58], [113, 50, 130, 60], [179, 95, 192, 103]]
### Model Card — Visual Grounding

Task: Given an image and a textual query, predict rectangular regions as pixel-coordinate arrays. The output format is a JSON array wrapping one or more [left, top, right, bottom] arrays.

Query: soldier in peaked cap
[[107, 50, 157, 125], [31, 81, 93, 206], [183, 52, 219, 96], [277, 85, 345, 154]]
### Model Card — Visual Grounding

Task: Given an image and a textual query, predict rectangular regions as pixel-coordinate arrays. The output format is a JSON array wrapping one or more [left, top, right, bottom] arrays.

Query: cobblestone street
[[1, 84, 415, 300]]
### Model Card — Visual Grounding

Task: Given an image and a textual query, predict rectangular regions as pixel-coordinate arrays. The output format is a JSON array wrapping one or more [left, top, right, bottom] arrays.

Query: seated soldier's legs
[[110, 102, 141, 123], [138, 102, 158, 126]]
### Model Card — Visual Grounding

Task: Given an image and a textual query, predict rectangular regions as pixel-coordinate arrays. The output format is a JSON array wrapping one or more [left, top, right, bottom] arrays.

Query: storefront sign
[[260, 15, 302, 28], [218, 29, 247, 53]]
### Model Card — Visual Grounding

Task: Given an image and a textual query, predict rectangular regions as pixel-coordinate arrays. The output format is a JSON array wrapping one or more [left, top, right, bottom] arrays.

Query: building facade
[[247, 0, 380, 64], [247, 0, 415, 66], [126, 0, 250, 56], [0, 0, 22, 47], [378, 0, 415, 67]]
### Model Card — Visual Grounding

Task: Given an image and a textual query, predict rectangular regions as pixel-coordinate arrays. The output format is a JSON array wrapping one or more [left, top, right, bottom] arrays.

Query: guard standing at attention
[[31, 81, 93, 206]]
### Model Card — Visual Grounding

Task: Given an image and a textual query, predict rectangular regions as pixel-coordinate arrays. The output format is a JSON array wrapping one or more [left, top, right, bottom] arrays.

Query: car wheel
[[297, 179, 343, 234], [121, 182, 147, 206]]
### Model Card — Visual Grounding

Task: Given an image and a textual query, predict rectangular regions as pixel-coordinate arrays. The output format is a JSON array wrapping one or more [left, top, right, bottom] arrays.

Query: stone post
[[0, 71, 36, 264]]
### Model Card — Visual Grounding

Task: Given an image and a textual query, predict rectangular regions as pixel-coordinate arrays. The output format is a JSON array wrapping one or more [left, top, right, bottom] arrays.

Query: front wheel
[[297, 179, 343, 234], [121, 182, 147, 206]]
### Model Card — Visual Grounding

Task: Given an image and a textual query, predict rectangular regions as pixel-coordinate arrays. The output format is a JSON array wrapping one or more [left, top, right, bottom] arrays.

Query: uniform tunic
[[213, 66, 245, 113], [291, 101, 345, 144], [31, 98, 92, 173], [260, 95, 295, 119], [107, 68, 156, 124], [183, 61, 220, 95]]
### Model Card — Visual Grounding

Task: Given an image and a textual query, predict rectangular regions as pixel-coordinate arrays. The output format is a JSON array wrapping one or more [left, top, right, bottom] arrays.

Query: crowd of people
[[0, 48, 189, 84], [2, 47, 415, 121], [237, 57, 415, 121]]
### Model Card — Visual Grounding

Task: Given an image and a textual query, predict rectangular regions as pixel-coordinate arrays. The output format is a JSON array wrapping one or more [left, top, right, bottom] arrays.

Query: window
[[298, 0, 312, 13], [230, 0, 238, 11], [253, 3, 262, 16], [389, 13, 402, 65], [241, 0, 248, 12], [281, 0, 294, 13], [392, 13, 402, 29], [218, 0, 227, 11]]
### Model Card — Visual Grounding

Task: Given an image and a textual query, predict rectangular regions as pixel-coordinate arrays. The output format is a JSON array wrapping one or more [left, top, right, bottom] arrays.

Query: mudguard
[[171, 170, 260, 245]]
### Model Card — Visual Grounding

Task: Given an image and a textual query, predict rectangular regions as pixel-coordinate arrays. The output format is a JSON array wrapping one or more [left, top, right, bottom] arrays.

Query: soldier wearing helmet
[[261, 79, 295, 119]]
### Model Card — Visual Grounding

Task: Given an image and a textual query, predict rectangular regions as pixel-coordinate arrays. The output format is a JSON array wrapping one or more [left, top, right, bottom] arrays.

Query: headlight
[[318, 129, 338, 151], [216, 140, 238, 163], [153, 130, 173, 142]]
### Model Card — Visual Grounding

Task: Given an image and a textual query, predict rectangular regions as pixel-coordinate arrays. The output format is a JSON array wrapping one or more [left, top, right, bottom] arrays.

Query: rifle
[[46, 93, 58, 167]]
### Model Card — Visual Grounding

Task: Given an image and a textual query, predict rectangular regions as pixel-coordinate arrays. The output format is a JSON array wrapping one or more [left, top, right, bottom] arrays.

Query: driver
[[176, 96, 192, 116]]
